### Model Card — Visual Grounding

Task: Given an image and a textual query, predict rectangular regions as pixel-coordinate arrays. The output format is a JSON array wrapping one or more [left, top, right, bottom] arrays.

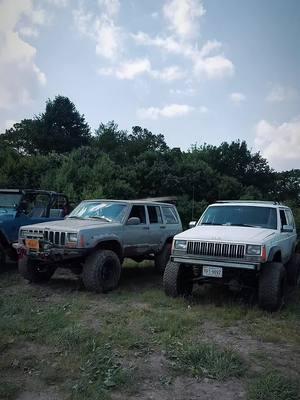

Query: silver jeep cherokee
[[16, 199, 182, 292], [164, 201, 299, 311]]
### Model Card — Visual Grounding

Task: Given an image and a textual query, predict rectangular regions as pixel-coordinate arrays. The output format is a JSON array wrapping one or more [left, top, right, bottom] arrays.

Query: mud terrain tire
[[82, 249, 121, 293], [163, 260, 193, 297], [19, 256, 55, 283], [258, 262, 286, 311], [286, 253, 300, 287], [155, 242, 171, 274]]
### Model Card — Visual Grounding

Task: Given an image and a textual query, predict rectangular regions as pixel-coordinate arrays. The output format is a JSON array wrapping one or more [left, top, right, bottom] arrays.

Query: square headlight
[[246, 245, 261, 256], [174, 240, 187, 250], [67, 233, 78, 242]]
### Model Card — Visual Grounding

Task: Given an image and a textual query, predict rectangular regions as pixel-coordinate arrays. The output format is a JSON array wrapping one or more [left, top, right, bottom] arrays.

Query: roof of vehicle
[[213, 200, 289, 209], [81, 199, 176, 207], [0, 189, 66, 196]]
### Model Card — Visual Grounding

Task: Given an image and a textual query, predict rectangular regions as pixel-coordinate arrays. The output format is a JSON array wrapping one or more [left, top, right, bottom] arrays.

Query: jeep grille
[[44, 230, 66, 246], [187, 241, 245, 259]]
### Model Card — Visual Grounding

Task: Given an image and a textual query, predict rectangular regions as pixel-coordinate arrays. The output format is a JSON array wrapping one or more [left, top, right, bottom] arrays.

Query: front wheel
[[163, 261, 193, 297], [82, 249, 121, 293], [18, 256, 56, 283], [258, 262, 286, 312]]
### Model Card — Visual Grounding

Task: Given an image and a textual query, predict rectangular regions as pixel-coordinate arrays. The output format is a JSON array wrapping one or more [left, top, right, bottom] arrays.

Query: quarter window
[[162, 206, 178, 224], [279, 210, 287, 227]]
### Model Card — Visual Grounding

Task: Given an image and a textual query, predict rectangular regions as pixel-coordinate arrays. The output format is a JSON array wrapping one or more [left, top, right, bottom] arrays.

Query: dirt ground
[[1, 263, 299, 400]]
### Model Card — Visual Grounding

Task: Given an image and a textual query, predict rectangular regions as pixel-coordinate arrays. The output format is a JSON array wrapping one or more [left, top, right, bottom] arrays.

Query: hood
[[0, 210, 17, 222], [21, 218, 122, 232], [176, 225, 276, 244]]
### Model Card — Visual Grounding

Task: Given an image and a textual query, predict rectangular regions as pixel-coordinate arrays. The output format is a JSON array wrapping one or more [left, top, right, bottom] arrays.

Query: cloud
[[230, 92, 246, 104], [132, 32, 234, 80], [98, 59, 185, 81], [163, 0, 205, 39], [137, 103, 194, 120], [98, 0, 120, 18], [255, 118, 300, 171], [73, 4, 123, 60], [266, 84, 298, 103], [0, 0, 47, 110], [199, 106, 208, 113]]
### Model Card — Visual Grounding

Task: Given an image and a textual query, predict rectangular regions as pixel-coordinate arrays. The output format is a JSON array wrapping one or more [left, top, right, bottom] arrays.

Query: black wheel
[[155, 242, 171, 274], [258, 262, 286, 312], [286, 254, 300, 287], [0, 245, 6, 268], [82, 249, 121, 293], [18, 256, 56, 283], [163, 260, 193, 297]]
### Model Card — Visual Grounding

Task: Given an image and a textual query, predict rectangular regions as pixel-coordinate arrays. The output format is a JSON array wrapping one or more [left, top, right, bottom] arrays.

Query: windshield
[[0, 193, 22, 208], [200, 205, 277, 230], [68, 201, 128, 223]]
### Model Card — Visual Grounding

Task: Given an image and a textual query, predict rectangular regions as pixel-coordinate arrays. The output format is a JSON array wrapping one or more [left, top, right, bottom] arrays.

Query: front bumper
[[170, 255, 259, 270], [13, 242, 87, 263]]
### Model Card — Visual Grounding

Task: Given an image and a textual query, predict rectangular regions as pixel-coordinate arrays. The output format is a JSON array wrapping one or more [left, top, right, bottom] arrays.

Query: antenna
[[192, 184, 195, 220]]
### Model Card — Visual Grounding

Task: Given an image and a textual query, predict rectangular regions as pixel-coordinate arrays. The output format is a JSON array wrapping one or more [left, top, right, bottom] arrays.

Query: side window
[[147, 206, 163, 224], [50, 195, 69, 217], [128, 205, 146, 224], [279, 210, 287, 227], [162, 206, 178, 224], [286, 210, 295, 228]]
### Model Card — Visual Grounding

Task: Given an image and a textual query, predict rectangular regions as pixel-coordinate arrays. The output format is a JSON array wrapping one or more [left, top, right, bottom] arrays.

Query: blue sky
[[0, 0, 299, 171]]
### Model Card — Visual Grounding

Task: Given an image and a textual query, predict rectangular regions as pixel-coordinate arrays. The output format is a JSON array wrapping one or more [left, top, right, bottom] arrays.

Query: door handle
[[143, 226, 150, 230], [160, 226, 166, 229]]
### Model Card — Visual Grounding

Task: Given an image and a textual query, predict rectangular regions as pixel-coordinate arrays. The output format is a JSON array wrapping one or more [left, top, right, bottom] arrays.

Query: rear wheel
[[286, 254, 300, 287], [82, 249, 121, 293], [258, 262, 286, 311], [155, 242, 171, 274], [163, 261, 193, 297], [19, 256, 56, 283]]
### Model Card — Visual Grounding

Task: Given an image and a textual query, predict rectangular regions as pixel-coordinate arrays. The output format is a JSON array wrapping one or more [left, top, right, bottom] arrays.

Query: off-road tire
[[286, 253, 300, 287], [0, 245, 6, 268], [258, 262, 286, 312], [163, 260, 193, 297], [18, 256, 56, 283], [155, 242, 171, 274], [82, 249, 121, 293]]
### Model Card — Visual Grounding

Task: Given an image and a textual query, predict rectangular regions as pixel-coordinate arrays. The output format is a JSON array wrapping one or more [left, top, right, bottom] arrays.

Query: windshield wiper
[[68, 216, 85, 220], [229, 223, 261, 228], [201, 222, 222, 226], [88, 216, 111, 222]]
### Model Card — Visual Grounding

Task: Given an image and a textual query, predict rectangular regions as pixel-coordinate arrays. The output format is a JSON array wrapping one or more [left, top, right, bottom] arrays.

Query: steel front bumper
[[170, 255, 259, 270]]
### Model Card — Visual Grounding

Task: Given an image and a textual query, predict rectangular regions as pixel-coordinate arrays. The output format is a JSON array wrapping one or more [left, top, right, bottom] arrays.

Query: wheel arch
[[93, 239, 123, 260], [267, 246, 282, 263]]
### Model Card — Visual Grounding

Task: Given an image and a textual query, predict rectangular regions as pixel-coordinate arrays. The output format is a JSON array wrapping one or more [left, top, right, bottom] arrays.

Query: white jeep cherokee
[[163, 201, 300, 311]]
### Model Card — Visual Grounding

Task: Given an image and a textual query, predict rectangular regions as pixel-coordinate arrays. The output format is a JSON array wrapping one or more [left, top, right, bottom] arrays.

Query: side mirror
[[282, 224, 293, 232], [189, 221, 197, 229], [127, 217, 141, 226]]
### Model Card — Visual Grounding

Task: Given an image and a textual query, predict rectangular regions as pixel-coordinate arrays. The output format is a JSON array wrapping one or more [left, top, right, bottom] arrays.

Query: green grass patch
[[248, 373, 300, 400], [169, 342, 246, 381], [0, 381, 20, 400]]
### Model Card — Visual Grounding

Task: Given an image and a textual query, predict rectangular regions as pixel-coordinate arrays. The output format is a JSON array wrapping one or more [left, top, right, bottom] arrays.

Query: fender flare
[[267, 246, 282, 262]]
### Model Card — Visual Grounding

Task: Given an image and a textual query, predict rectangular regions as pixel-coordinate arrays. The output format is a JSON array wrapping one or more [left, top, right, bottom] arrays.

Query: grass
[[169, 342, 246, 381], [0, 265, 300, 399], [248, 373, 300, 400], [0, 381, 20, 400]]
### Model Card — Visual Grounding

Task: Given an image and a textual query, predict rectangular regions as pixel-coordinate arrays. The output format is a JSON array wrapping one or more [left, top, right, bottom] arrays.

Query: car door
[[123, 204, 150, 257], [147, 205, 165, 251]]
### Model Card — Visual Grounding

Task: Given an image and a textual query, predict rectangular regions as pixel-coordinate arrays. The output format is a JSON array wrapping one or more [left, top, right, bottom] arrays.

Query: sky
[[0, 0, 299, 171]]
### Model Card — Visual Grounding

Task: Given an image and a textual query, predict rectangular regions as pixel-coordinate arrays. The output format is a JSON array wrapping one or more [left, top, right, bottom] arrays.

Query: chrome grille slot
[[187, 241, 245, 259]]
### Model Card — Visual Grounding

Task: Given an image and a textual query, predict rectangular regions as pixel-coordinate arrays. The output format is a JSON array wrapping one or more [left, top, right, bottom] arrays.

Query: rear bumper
[[171, 255, 259, 270]]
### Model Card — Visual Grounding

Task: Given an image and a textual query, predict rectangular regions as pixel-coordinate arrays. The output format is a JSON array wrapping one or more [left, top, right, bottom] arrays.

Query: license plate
[[202, 266, 223, 278], [25, 239, 39, 250]]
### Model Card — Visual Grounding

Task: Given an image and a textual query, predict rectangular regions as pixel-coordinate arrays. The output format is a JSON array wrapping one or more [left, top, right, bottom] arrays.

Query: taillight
[[261, 245, 267, 262]]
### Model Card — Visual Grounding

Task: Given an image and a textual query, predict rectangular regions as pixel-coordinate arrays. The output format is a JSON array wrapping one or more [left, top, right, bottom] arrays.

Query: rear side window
[[286, 210, 295, 228], [279, 210, 287, 227], [147, 206, 163, 224], [162, 206, 178, 224]]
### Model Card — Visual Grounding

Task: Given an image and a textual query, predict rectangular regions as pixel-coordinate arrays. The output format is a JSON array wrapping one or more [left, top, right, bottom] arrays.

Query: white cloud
[[163, 0, 205, 39], [170, 87, 196, 96], [255, 118, 300, 171], [137, 103, 194, 120], [73, 5, 123, 61], [98, 0, 120, 17], [230, 92, 246, 104], [98, 59, 185, 82], [266, 84, 298, 103], [45, 0, 69, 7], [199, 106, 208, 113], [19, 26, 39, 37], [0, 0, 47, 110], [132, 32, 234, 80]]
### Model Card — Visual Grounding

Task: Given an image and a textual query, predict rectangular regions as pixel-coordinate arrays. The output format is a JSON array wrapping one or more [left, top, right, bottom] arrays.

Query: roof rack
[[137, 196, 177, 204], [216, 200, 283, 205]]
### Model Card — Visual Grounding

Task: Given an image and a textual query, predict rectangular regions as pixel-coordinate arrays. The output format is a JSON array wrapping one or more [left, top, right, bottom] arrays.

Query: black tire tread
[[258, 262, 286, 312], [82, 249, 121, 293], [18, 257, 55, 283], [155, 242, 171, 274], [163, 260, 193, 297]]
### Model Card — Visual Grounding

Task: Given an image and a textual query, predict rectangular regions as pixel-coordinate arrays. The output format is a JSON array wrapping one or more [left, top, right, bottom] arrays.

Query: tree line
[[1, 95, 299, 228]]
